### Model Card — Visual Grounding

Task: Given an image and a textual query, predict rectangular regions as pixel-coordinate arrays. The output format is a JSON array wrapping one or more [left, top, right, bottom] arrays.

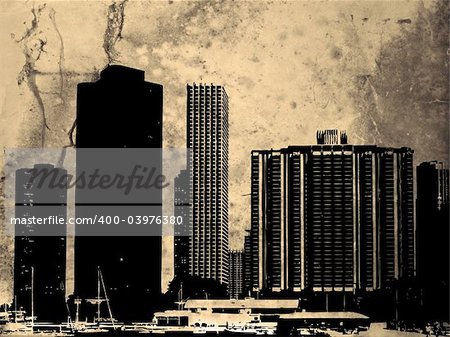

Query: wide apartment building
[[247, 129, 414, 294]]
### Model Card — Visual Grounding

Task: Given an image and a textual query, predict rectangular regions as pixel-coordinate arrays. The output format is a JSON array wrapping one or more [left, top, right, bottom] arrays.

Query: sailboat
[[175, 282, 186, 311], [1, 267, 35, 334], [74, 267, 119, 335]]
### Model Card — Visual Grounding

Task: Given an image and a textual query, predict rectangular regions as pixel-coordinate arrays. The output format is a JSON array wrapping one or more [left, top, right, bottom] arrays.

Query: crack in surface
[[364, 77, 383, 141], [422, 99, 449, 104], [15, 4, 50, 148], [49, 8, 66, 102], [103, 0, 128, 64], [67, 118, 77, 148]]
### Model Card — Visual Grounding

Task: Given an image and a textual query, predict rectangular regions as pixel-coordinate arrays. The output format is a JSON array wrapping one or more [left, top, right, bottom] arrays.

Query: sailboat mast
[[14, 295, 17, 323], [177, 285, 180, 310], [31, 266, 34, 328], [97, 267, 101, 323], [65, 299, 73, 330], [75, 298, 80, 324], [178, 282, 184, 310], [99, 268, 115, 329]]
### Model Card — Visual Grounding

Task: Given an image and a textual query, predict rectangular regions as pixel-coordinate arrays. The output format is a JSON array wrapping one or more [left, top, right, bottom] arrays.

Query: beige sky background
[[0, 0, 448, 299]]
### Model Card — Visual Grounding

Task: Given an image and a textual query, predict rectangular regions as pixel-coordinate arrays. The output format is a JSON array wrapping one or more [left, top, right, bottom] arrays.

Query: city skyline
[[8, 124, 445, 323], [0, 1, 447, 267], [2, 63, 447, 325], [0, 2, 447, 329]]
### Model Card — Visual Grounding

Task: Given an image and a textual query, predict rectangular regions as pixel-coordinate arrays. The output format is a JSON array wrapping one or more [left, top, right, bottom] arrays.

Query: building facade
[[75, 65, 163, 321], [243, 233, 252, 296], [228, 250, 244, 299], [187, 83, 229, 284], [248, 130, 415, 294], [14, 164, 67, 322]]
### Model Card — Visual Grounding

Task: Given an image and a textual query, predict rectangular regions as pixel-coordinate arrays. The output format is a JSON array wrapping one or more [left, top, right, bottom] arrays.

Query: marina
[[0, 296, 372, 336]]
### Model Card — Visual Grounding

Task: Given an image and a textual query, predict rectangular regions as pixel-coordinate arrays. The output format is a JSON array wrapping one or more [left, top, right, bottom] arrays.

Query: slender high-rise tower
[[187, 83, 229, 284], [75, 65, 162, 321]]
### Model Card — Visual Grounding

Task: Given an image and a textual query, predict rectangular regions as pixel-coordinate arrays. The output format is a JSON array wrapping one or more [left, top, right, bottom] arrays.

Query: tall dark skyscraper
[[75, 65, 162, 321], [248, 130, 415, 295], [416, 161, 449, 321], [187, 83, 229, 285], [228, 250, 244, 299], [14, 164, 67, 322]]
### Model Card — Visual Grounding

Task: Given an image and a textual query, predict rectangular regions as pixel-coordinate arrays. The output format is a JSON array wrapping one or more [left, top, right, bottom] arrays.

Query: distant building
[[187, 83, 229, 284], [14, 164, 67, 322], [248, 130, 415, 294], [174, 169, 190, 279], [243, 233, 252, 296], [228, 250, 244, 299], [416, 161, 449, 320]]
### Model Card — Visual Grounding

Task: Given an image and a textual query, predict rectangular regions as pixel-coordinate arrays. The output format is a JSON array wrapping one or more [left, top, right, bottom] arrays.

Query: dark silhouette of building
[[248, 130, 415, 299], [228, 250, 244, 299], [14, 164, 67, 322], [75, 65, 162, 322], [174, 169, 190, 279], [187, 83, 229, 285], [416, 161, 449, 321], [76, 66, 162, 149]]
